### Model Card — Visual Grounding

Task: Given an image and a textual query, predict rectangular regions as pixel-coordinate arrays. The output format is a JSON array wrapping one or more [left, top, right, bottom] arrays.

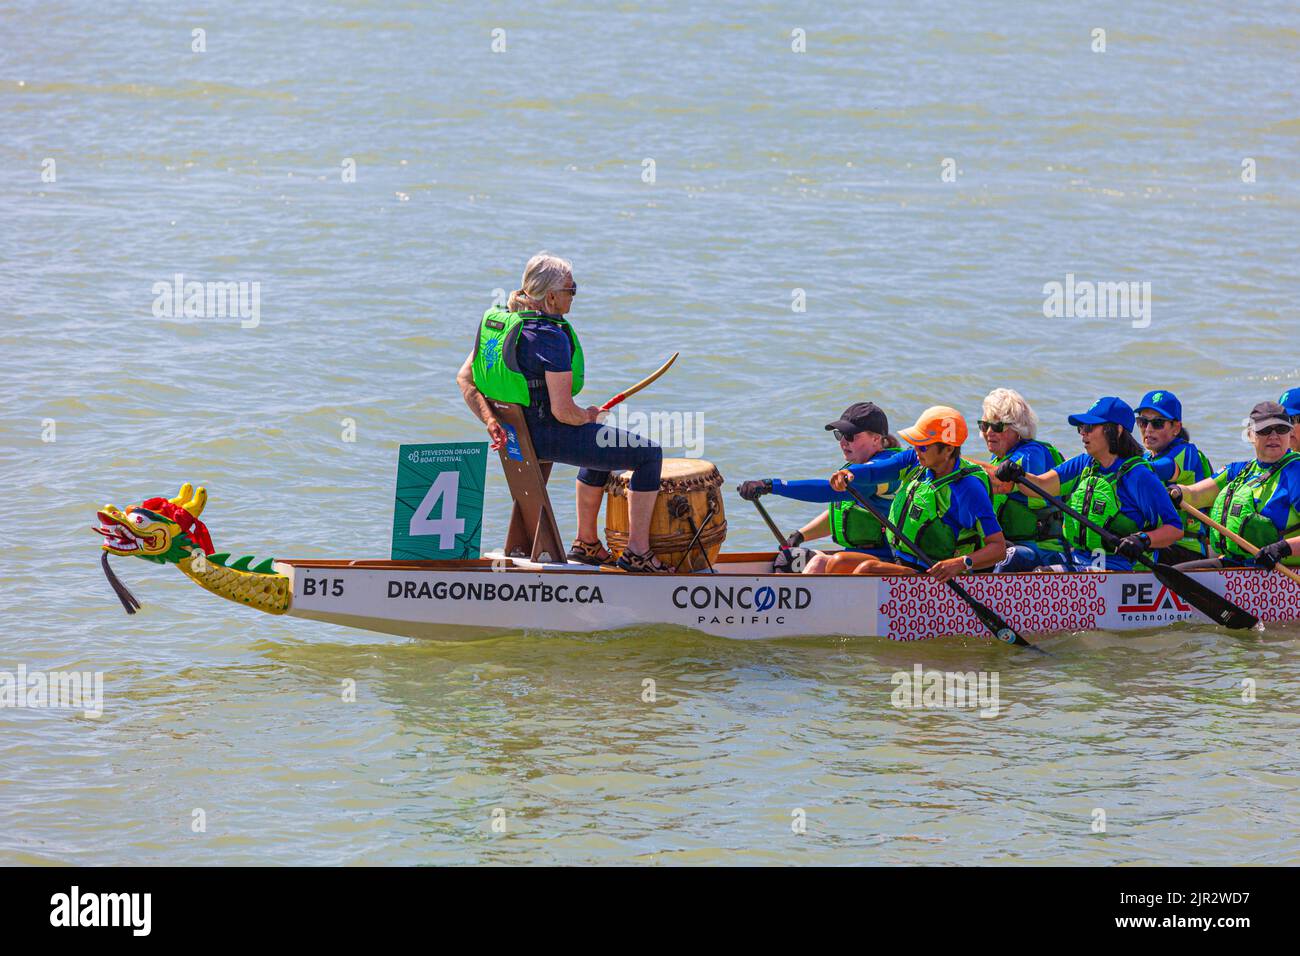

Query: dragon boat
[[94, 483, 1300, 642]]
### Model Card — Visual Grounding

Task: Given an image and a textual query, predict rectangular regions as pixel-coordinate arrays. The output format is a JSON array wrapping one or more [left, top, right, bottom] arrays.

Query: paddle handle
[[841, 483, 934, 567], [1180, 502, 1300, 586], [599, 351, 679, 411], [751, 498, 789, 548]]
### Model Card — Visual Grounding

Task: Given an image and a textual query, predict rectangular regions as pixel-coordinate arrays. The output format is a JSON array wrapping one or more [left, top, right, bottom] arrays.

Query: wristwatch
[[962, 555, 974, 573]]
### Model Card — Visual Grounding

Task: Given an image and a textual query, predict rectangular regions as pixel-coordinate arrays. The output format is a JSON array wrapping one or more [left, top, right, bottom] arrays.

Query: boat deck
[[279, 550, 778, 575]]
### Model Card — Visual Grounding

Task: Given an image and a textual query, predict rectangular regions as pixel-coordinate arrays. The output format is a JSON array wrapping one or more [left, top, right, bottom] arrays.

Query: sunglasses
[[1076, 423, 1101, 435], [977, 420, 1011, 433], [833, 429, 861, 442], [559, 284, 578, 296], [1255, 424, 1292, 437], [1135, 417, 1171, 429]]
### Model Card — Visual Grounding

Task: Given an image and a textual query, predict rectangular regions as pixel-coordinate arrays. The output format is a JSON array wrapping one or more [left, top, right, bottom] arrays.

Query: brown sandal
[[615, 548, 675, 574], [567, 537, 614, 566]]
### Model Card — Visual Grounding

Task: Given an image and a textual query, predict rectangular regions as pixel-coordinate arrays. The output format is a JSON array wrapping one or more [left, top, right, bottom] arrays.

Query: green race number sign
[[391, 442, 488, 560]]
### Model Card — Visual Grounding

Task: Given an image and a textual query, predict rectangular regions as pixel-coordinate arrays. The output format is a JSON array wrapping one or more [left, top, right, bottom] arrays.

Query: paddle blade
[[944, 580, 1046, 654], [1151, 564, 1258, 630]]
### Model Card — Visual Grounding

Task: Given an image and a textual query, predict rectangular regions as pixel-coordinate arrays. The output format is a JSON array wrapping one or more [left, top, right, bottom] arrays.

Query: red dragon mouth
[[95, 511, 152, 553]]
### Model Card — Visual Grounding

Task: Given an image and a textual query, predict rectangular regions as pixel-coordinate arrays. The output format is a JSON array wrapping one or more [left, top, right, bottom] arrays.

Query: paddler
[[456, 252, 672, 573], [1167, 401, 1300, 571], [829, 406, 1010, 581], [1133, 389, 1214, 563], [1280, 388, 1300, 454], [976, 388, 1069, 571], [993, 397, 1183, 570], [736, 403, 905, 572]]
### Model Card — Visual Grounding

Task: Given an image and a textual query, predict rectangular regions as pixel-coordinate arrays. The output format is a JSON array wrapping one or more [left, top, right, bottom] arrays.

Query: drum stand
[[668, 495, 718, 573]]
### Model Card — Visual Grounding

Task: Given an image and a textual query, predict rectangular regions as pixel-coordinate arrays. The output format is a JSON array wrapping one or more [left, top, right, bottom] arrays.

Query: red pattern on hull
[[879, 574, 1106, 642], [1220, 568, 1300, 618]]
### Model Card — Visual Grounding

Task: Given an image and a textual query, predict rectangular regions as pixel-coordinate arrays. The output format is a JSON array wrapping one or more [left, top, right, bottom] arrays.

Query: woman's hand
[[584, 405, 603, 424], [1255, 539, 1294, 571], [927, 557, 967, 582], [829, 469, 855, 492], [994, 459, 1026, 484], [486, 418, 507, 451], [976, 461, 1012, 494]]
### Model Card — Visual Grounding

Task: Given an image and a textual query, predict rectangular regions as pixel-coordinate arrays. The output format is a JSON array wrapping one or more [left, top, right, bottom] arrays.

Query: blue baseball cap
[[1136, 390, 1182, 421], [1068, 396, 1135, 432], [1279, 389, 1300, 417]]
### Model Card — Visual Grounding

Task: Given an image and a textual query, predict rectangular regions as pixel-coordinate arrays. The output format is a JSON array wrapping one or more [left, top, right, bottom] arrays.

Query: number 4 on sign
[[409, 471, 465, 549]]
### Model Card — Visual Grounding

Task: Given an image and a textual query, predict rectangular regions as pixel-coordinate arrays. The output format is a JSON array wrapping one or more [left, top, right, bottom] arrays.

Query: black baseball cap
[[825, 402, 889, 436], [1249, 401, 1292, 431]]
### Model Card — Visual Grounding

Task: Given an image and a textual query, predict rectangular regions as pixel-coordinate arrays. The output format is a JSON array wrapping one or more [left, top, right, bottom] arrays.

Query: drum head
[[605, 458, 721, 495]]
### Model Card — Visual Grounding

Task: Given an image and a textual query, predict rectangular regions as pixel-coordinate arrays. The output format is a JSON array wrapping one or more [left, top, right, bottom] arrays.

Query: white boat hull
[[273, 553, 1300, 642]]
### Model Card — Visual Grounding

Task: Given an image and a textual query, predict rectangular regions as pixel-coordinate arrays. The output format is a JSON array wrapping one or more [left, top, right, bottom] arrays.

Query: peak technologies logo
[[1117, 581, 1194, 622]]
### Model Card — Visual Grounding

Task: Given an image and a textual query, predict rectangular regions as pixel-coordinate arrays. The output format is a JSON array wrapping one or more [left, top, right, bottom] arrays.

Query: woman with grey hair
[[978, 388, 1070, 570], [456, 253, 669, 572]]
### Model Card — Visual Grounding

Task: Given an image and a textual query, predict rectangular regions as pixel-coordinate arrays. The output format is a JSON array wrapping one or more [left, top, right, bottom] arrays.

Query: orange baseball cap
[[898, 405, 968, 447]]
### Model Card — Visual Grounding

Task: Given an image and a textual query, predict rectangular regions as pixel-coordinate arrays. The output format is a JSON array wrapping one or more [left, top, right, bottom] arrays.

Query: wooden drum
[[604, 458, 728, 572]]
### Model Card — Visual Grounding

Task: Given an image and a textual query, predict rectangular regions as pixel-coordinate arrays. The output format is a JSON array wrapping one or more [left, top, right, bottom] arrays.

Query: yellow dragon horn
[[170, 483, 194, 506], [183, 486, 207, 518]]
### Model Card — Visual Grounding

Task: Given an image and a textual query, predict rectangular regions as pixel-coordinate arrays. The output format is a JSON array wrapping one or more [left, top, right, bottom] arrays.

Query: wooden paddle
[[751, 498, 803, 572], [1010, 474, 1258, 630], [1179, 502, 1300, 586], [841, 483, 1045, 654], [600, 352, 679, 411], [751, 498, 789, 548]]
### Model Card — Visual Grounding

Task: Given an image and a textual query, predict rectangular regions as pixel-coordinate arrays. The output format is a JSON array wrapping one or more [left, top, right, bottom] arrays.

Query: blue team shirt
[[772, 447, 913, 508], [839, 446, 919, 493], [1144, 437, 1211, 484], [998, 439, 1058, 508], [774, 447, 1000, 561], [1212, 457, 1300, 532]]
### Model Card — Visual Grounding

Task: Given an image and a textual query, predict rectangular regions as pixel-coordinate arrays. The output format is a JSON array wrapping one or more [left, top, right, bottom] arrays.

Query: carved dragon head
[[95, 483, 214, 564]]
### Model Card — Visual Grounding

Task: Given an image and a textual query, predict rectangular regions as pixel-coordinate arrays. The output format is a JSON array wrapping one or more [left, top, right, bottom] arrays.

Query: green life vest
[[991, 439, 1065, 545], [1063, 457, 1151, 553], [471, 307, 585, 406], [1208, 451, 1300, 563], [827, 448, 916, 549], [886, 460, 991, 562], [1149, 438, 1214, 556]]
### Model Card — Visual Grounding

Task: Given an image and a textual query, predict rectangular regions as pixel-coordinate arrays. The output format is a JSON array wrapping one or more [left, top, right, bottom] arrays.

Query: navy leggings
[[526, 416, 663, 492]]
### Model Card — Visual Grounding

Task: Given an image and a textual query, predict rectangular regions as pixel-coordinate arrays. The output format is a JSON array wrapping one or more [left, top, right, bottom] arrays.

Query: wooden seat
[[489, 401, 567, 564]]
